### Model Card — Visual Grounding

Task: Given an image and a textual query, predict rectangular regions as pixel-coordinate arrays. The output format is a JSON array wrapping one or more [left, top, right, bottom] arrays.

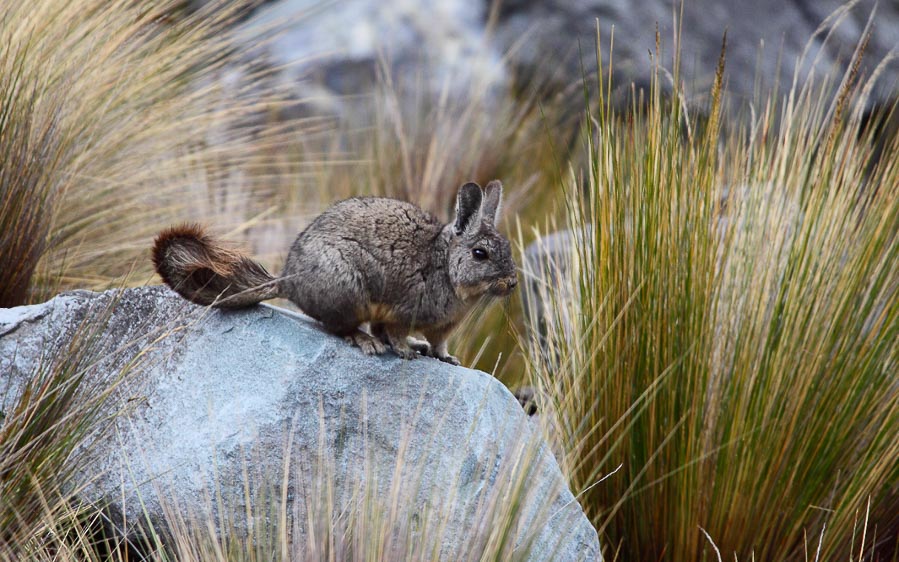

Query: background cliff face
[[192, 0, 899, 118], [494, 0, 899, 104]]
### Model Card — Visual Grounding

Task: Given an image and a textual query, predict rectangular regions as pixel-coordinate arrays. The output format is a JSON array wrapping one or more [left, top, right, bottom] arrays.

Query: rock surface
[[0, 286, 600, 560]]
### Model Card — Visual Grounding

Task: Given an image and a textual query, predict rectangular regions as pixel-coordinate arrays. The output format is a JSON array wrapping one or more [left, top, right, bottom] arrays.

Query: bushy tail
[[152, 224, 282, 308]]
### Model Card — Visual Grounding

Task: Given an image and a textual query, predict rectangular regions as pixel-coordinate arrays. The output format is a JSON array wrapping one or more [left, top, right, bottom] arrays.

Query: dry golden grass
[[0, 0, 315, 306], [520, 18, 898, 561]]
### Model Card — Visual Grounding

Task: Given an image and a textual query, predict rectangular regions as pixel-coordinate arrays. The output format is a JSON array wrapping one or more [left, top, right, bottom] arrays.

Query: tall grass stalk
[[521, 21, 898, 561]]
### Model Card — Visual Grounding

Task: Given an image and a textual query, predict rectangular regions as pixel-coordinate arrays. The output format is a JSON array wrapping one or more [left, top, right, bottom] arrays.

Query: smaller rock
[[521, 228, 591, 371]]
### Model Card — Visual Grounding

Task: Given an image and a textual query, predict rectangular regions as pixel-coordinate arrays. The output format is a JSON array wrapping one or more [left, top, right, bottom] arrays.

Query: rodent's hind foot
[[405, 337, 458, 364], [345, 331, 388, 355]]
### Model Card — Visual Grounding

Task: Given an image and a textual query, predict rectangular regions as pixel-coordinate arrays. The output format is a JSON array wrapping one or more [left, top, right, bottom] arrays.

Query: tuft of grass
[[521, 17, 898, 561], [0, 295, 139, 559], [0, 49, 64, 308], [0, 0, 304, 306]]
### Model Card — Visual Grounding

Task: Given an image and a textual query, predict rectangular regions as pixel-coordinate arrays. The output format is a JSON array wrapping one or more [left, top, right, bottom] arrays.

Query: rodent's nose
[[508, 277, 518, 290]]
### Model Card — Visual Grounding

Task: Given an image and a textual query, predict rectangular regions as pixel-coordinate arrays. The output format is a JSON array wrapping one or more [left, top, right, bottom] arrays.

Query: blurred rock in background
[[494, 0, 899, 109], [191, 0, 508, 119], [190, 0, 898, 120]]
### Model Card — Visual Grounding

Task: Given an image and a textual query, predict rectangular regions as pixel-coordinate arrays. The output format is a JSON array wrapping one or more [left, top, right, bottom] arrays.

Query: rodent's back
[[290, 197, 443, 267], [280, 197, 450, 326]]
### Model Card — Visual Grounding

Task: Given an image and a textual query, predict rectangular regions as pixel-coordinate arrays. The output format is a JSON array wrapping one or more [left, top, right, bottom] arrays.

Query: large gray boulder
[[0, 287, 600, 560]]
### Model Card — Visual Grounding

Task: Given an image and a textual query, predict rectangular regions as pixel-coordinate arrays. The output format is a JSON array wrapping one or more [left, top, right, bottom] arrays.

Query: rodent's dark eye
[[472, 248, 489, 261]]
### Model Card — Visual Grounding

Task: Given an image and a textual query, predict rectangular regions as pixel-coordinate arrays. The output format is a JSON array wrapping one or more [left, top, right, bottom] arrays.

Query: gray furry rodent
[[152, 181, 517, 365]]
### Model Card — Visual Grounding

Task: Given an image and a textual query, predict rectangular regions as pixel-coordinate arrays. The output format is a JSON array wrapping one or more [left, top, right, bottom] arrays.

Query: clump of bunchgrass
[[0, 0, 303, 306], [521, 14, 898, 561], [0, 295, 148, 559]]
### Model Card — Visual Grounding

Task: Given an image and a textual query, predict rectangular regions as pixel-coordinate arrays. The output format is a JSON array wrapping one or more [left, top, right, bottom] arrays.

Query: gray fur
[[154, 182, 517, 365], [280, 182, 517, 364]]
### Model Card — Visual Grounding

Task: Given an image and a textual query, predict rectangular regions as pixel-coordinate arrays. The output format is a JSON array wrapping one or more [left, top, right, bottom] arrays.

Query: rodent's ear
[[454, 182, 483, 235], [481, 180, 503, 225]]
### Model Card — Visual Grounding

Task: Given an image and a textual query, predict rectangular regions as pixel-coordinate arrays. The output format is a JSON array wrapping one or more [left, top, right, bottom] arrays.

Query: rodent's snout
[[491, 274, 518, 296]]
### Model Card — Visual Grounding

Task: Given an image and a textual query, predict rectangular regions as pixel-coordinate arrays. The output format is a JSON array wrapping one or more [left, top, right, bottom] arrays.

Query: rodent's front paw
[[437, 354, 461, 366]]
